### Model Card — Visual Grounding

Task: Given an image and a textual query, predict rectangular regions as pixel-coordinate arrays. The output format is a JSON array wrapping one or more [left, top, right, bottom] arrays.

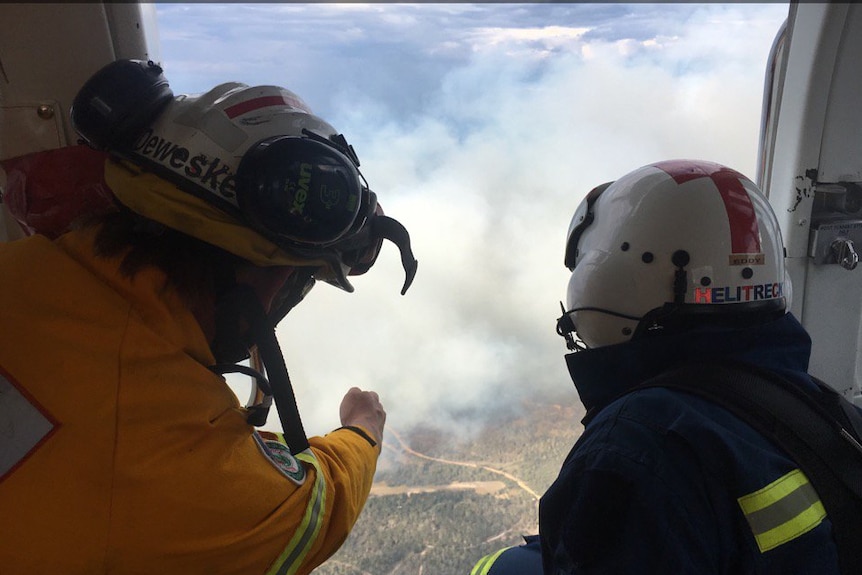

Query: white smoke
[[157, 3, 789, 435]]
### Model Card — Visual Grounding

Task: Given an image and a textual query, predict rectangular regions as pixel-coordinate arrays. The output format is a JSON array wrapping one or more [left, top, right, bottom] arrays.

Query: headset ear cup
[[71, 59, 174, 151], [237, 136, 363, 245]]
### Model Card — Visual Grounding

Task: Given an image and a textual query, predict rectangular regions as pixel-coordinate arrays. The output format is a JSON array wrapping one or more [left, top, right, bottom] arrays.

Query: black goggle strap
[[210, 283, 310, 454], [211, 266, 251, 365], [242, 284, 310, 453], [564, 181, 614, 270]]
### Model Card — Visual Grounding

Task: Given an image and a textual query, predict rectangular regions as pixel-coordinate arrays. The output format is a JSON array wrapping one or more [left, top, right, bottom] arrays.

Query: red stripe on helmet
[[224, 95, 289, 119], [653, 160, 761, 254]]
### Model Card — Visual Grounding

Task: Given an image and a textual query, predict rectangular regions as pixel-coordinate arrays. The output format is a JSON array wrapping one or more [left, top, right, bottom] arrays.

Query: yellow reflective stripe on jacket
[[737, 468, 826, 552], [471, 547, 510, 575], [266, 439, 327, 575]]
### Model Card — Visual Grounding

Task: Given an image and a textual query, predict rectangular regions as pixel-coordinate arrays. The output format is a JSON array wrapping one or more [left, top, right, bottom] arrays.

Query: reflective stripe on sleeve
[[737, 468, 826, 552], [265, 436, 327, 575], [470, 547, 510, 575]]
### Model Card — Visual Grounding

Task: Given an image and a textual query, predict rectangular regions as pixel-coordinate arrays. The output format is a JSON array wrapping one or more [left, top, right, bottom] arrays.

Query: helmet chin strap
[[209, 269, 310, 454]]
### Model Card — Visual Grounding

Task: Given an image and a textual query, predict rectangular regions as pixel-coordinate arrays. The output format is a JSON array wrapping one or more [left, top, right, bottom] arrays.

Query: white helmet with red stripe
[[71, 60, 417, 295], [123, 81, 369, 249], [557, 159, 788, 350]]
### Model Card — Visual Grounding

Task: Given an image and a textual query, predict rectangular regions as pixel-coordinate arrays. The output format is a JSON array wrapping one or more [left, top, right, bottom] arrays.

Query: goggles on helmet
[[72, 60, 417, 294]]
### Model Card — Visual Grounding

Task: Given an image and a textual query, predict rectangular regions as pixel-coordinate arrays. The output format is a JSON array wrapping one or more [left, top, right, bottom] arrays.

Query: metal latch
[[809, 220, 862, 268], [808, 181, 862, 269], [831, 238, 859, 270]]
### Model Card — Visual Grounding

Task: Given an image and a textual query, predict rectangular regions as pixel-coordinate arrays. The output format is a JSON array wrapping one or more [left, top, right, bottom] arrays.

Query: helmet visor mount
[[564, 181, 613, 270]]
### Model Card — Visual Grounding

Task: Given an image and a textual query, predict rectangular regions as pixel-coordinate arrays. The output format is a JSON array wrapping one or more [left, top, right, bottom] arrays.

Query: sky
[[153, 3, 790, 438]]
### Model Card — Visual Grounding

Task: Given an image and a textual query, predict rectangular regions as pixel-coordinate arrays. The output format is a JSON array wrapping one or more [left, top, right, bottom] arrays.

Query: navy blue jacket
[[471, 536, 543, 575], [538, 313, 841, 574]]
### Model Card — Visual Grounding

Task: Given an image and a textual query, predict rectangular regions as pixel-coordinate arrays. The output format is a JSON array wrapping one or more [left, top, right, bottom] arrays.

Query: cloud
[[157, 3, 789, 436]]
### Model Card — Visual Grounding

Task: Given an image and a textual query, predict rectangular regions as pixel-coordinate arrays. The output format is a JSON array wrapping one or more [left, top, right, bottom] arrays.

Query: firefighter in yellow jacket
[[0, 60, 417, 574]]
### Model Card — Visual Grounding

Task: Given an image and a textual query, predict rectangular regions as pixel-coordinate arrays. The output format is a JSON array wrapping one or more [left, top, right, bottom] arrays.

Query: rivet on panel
[[37, 104, 55, 120]]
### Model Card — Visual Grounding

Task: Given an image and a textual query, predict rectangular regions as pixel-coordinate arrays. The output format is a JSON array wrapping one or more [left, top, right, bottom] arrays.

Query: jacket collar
[[565, 313, 812, 421]]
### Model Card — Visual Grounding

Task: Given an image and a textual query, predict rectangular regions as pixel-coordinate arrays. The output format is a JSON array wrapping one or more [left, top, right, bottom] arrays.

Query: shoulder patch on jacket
[[254, 432, 307, 485]]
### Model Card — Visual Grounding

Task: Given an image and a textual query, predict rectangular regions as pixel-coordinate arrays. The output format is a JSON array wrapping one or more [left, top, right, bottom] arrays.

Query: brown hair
[[83, 207, 243, 301]]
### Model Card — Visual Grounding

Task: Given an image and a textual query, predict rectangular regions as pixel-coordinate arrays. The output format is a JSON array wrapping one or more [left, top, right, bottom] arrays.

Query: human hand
[[339, 387, 386, 445]]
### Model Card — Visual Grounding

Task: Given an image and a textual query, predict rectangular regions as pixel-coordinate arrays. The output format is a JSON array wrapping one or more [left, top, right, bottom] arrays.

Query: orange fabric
[[0, 228, 379, 574]]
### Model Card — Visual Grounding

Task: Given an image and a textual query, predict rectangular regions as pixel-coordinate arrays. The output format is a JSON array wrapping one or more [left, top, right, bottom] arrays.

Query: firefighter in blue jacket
[[473, 159, 842, 574]]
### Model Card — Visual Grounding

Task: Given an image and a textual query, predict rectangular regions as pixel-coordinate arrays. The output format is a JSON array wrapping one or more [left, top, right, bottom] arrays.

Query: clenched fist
[[339, 387, 386, 445]]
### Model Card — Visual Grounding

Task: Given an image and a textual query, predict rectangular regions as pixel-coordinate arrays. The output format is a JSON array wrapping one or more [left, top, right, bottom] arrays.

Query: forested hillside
[[315, 392, 585, 575]]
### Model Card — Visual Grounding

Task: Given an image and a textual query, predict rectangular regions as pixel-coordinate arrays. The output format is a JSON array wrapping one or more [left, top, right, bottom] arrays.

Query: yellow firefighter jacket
[[0, 227, 380, 574]]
